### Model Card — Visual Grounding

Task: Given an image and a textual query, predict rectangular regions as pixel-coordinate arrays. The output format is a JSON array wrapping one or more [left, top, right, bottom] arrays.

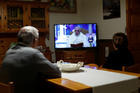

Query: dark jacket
[[103, 48, 134, 70], [0, 44, 61, 93]]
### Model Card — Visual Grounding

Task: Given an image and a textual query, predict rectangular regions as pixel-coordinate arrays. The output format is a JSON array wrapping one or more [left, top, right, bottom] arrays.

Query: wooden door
[[3, 2, 25, 32], [126, 0, 140, 64], [28, 3, 49, 33]]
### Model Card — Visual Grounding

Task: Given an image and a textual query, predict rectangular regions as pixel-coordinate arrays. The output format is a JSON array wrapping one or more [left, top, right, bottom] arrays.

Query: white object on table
[[62, 67, 140, 93], [57, 60, 84, 72]]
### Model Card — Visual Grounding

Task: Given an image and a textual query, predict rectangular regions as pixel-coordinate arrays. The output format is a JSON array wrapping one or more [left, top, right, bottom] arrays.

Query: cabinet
[[0, 1, 49, 33], [56, 50, 96, 64], [0, 3, 2, 31], [0, 1, 50, 64]]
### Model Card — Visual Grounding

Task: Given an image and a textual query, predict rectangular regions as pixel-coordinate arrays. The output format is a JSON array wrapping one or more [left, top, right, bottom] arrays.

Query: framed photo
[[103, 0, 120, 19], [48, 0, 77, 13]]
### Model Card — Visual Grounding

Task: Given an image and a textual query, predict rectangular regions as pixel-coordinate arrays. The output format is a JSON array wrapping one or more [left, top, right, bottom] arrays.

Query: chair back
[[124, 64, 140, 73], [0, 82, 14, 93]]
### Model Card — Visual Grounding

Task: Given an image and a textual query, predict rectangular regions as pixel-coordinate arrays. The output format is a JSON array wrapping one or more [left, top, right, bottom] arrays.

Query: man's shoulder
[[22, 47, 37, 51], [22, 47, 40, 53]]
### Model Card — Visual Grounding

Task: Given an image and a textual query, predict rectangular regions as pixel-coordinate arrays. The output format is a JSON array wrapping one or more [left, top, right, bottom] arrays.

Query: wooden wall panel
[[0, 36, 17, 64]]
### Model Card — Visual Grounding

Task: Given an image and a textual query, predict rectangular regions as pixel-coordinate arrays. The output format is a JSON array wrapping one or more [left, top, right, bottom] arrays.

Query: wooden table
[[46, 68, 140, 93], [46, 78, 92, 93]]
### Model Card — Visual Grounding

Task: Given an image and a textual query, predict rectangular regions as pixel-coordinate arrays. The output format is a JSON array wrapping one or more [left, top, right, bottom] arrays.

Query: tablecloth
[[62, 67, 140, 93]]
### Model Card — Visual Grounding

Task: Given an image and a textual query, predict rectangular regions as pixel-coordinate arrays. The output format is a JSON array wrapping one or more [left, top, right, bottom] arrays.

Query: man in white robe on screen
[[67, 26, 88, 48]]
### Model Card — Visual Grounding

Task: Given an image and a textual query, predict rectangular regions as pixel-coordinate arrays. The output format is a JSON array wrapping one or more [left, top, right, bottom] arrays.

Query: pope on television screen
[[54, 23, 97, 49]]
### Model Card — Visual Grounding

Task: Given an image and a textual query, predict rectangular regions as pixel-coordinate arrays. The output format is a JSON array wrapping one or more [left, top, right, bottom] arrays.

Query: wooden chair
[[100, 65, 130, 72], [0, 82, 14, 93], [84, 63, 99, 69]]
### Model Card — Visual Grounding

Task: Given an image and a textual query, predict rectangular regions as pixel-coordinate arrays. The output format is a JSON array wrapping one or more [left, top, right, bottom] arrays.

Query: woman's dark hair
[[113, 32, 128, 49]]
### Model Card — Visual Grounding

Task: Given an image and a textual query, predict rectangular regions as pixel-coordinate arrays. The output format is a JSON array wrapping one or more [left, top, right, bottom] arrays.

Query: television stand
[[55, 49, 96, 64]]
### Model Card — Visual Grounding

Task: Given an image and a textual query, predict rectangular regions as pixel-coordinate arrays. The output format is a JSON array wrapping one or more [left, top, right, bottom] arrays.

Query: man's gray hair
[[18, 26, 39, 45]]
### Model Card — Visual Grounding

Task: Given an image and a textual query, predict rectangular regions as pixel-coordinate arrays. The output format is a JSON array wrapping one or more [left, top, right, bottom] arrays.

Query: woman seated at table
[[102, 32, 134, 71]]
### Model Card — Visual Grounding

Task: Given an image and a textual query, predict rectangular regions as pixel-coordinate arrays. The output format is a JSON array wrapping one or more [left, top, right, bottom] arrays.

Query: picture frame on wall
[[48, 0, 77, 13], [103, 0, 120, 19]]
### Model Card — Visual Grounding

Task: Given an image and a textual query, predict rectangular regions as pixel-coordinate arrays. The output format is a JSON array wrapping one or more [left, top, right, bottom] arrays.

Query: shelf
[[31, 18, 45, 20], [8, 18, 23, 20]]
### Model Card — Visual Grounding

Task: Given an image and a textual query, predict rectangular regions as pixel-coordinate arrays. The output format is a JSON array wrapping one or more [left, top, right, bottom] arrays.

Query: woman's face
[[113, 36, 123, 49]]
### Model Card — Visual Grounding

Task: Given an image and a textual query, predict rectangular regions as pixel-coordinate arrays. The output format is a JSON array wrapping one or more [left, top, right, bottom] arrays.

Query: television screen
[[54, 23, 98, 49]]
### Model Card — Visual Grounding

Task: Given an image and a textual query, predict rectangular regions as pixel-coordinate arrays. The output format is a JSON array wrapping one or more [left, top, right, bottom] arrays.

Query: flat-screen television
[[54, 23, 98, 49]]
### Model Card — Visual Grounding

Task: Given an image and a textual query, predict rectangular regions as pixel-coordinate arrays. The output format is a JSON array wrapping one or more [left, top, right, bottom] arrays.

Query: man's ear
[[32, 38, 38, 48]]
